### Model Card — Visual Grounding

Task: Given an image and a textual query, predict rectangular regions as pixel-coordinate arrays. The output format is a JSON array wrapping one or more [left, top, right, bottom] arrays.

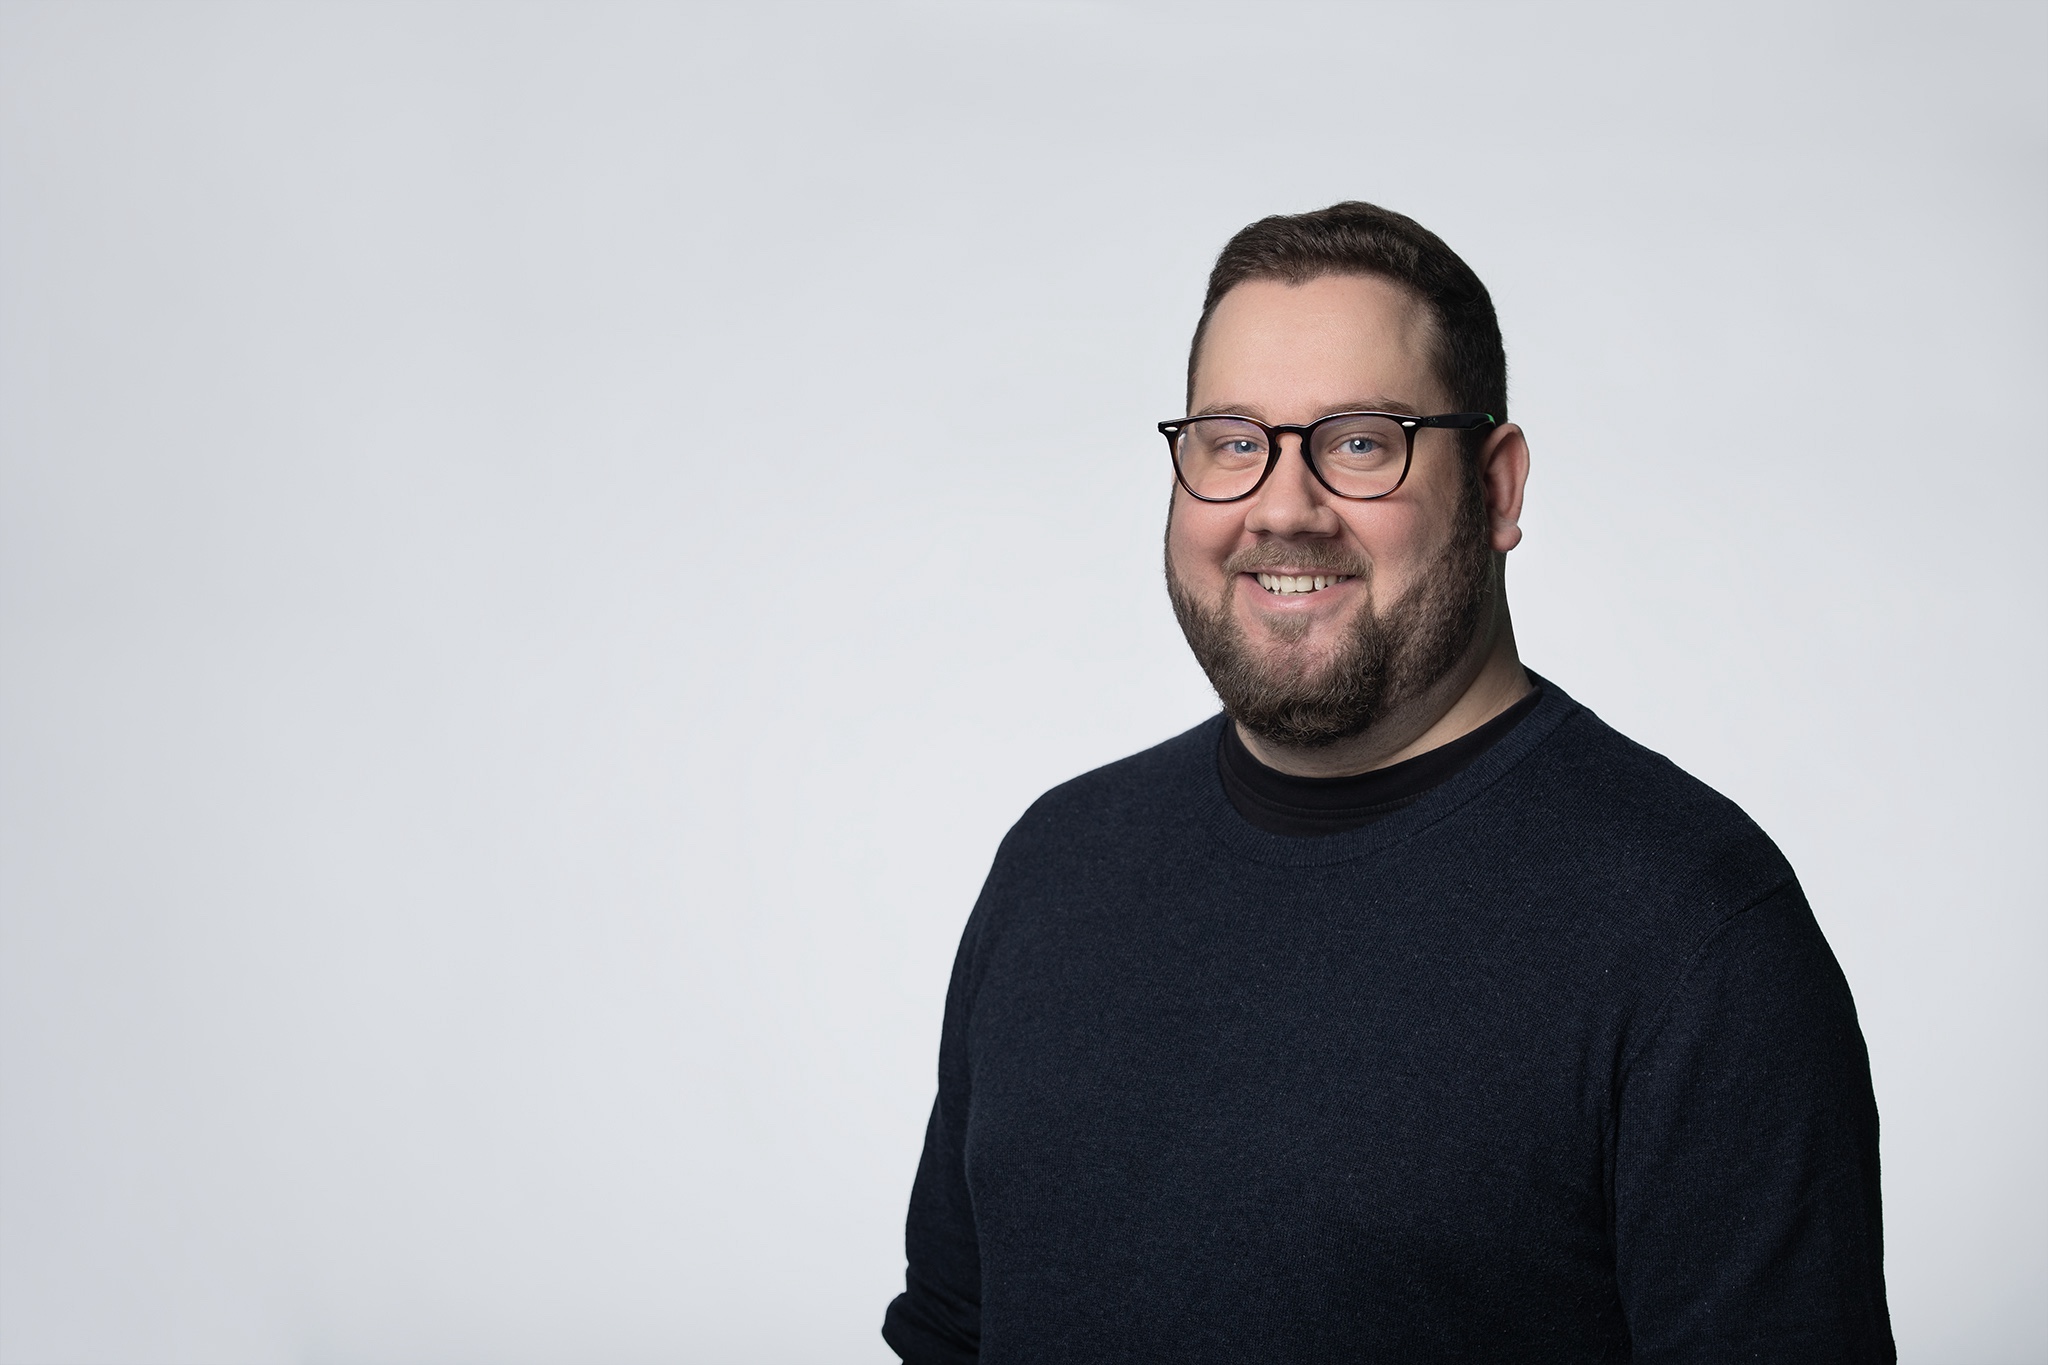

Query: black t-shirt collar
[[1217, 687, 1544, 838]]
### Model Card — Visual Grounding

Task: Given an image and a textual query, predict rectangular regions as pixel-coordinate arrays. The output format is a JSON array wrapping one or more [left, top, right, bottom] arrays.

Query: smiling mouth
[[1254, 573, 1353, 595]]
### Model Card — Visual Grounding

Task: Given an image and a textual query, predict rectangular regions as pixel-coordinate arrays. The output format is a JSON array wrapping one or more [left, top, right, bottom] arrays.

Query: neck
[[1235, 595, 1530, 780]]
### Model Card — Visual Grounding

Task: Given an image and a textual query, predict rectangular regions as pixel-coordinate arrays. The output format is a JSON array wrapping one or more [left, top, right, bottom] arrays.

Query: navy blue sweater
[[884, 681, 1891, 1363]]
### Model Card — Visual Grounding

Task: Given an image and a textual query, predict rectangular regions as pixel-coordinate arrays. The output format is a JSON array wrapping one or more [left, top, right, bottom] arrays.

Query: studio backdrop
[[1, 3, 2042, 1362]]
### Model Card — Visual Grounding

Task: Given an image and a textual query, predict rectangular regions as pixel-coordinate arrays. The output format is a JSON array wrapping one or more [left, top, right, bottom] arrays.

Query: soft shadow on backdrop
[[1, 3, 2042, 1362]]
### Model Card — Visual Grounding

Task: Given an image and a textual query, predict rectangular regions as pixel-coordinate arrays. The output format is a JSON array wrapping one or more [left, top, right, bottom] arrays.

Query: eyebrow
[[1189, 397, 1425, 421]]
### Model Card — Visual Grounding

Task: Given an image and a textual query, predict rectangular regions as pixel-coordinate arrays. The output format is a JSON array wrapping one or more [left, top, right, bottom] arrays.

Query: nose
[[1242, 433, 1341, 538]]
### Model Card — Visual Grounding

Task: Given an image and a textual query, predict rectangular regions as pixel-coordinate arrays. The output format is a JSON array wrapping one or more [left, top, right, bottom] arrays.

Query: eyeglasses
[[1157, 410, 1497, 502]]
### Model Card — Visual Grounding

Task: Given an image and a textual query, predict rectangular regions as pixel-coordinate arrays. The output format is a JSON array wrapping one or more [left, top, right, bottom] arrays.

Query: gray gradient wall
[[2, 3, 2042, 1361]]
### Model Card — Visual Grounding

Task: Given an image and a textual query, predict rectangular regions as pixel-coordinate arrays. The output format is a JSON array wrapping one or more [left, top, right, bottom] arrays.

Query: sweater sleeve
[[881, 903, 987, 1364], [1613, 880, 1893, 1363]]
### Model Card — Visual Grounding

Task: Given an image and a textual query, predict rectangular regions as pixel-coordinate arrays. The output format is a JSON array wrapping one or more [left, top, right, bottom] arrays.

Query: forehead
[[1192, 273, 1441, 413]]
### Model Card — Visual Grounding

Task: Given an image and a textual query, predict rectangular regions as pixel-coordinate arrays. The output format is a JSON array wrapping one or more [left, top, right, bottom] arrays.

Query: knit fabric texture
[[883, 679, 1892, 1364]]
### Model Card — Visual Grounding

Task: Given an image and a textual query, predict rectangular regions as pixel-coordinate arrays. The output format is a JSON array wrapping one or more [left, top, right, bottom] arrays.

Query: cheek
[[1166, 495, 1241, 585], [1335, 503, 1434, 589]]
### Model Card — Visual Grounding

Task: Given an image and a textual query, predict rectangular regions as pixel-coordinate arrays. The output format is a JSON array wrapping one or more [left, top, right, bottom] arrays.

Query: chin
[[1241, 602, 1355, 654], [1242, 632, 1351, 688]]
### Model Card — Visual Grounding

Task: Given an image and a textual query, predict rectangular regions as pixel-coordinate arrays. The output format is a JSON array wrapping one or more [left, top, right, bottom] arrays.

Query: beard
[[1165, 474, 1495, 750]]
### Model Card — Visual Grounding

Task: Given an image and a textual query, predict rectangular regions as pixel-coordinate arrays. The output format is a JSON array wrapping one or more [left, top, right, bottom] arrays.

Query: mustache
[[1221, 544, 1373, 578]]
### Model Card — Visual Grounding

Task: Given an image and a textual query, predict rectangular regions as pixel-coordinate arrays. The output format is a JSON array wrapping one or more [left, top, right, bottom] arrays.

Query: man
[[883, 202, 1891, 1363]]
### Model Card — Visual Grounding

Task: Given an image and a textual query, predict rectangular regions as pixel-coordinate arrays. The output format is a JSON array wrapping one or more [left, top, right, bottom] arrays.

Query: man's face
[[1165, 273, 1496, 748]]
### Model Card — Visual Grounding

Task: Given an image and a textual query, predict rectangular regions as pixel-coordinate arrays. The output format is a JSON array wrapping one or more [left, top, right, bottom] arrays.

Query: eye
[[1337, 436, 1382, 456], [1224, 439, 1262, 455]]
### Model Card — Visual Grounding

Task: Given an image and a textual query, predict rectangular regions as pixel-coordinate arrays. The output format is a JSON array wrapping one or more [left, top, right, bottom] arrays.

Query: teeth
[[1256, 573, 1349, 595]]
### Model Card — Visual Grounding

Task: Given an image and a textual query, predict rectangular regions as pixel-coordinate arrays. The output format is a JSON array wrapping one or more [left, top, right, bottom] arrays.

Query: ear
[[1477, 423, 1530, 554]]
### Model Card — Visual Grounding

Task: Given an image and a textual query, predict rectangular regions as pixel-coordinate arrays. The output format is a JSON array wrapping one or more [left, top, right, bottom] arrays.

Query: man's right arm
[[881, 899, 990, 1365], [882, 1093, 982, 1364]]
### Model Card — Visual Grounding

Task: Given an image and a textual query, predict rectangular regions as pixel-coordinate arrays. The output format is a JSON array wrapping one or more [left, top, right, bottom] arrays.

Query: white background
[[2, 3, 2042, 1361]]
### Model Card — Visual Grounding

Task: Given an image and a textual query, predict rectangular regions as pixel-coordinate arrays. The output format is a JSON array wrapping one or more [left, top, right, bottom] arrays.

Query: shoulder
[[1500, 684, 1797, 940], [948, 715, 1224, 991], [994, 714, 1224, 867]]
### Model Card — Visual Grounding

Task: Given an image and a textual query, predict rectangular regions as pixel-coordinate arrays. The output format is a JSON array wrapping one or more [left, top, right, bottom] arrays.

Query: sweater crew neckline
[[1191, 673, 1582, 868], [1218, 687, 1545, 837]]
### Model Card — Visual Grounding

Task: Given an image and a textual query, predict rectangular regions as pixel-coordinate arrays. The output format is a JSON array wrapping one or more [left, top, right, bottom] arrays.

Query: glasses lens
[[1310, 414, 1408, 497], [1174, 418, 1270, 499]]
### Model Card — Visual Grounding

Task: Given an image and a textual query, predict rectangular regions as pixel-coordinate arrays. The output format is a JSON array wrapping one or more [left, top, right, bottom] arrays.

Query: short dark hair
[[1187, 201, 1507, 444]]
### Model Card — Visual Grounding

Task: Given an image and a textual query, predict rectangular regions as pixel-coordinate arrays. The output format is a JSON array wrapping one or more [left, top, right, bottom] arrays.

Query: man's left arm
[[1612, 880, 1894, 1364]]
